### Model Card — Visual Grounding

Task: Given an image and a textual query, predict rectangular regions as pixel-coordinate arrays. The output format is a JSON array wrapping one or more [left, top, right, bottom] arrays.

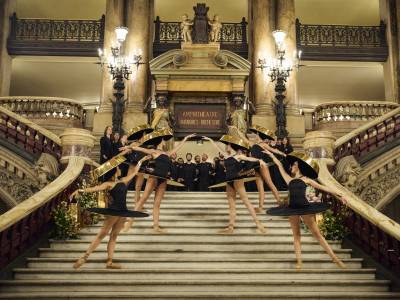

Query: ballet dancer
[[263, 149, 347, 269], [69, 155, 150, 269], [204, 135, 267, 234]]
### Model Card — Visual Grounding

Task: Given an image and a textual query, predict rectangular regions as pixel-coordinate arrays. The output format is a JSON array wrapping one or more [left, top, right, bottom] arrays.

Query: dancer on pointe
[[237, 125, 287, 212], [204, 135, 267, 234], [123, 129, 194, 233], [119, 124, 154, 204], [70, 155, 150, 269], [263, 149, 347, 269]]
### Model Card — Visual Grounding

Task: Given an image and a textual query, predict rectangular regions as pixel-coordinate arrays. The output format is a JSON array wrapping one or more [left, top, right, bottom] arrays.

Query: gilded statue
[[208, 15, 222, 42], [151, 94, 175, 150], [180, 14, 193, 43], [227, 95, 247, 136]]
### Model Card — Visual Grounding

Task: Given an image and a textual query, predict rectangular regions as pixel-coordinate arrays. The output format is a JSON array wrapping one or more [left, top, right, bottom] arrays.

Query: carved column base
[[303, 130, 336, 159], [60, 128, 96, 163]]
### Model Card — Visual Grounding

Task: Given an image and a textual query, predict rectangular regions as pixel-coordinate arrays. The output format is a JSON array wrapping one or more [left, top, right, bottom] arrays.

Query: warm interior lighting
[[272, 30, 287, 46], [115, 26, 128, 43]]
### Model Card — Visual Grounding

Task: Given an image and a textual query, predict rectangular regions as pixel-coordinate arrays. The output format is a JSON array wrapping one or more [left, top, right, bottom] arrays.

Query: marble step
[[37, 248, 353, 259], [13, 268, 376, 281], [0, 279, 389, 293], [1, 291, 399, 300], [47, 240, 344, 251], [25, 257, 363, 269]]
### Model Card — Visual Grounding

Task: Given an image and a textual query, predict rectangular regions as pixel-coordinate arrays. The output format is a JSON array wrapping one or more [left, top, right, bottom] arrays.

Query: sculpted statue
[[180, 14, 193, 43], [334, 155, 362, 191], [227, 95, 247, 136], [208, 15, 222, 42], [33, 153, 59, 188], [151, 94, 175, 150]]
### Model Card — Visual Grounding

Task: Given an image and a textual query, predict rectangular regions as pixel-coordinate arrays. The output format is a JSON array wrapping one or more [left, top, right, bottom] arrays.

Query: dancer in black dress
[[263, 150, 347, 269], [118, 124, 154, 203], [204, 135, 267, 234], [70, 155, 150, 269], [123, 130, 195, 233]]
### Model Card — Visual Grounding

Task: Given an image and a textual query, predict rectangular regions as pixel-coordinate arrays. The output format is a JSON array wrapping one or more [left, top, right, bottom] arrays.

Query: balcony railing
[[296, 19, 388, 61], [7, 13, 105, 56], [153, 16, 248, 58]]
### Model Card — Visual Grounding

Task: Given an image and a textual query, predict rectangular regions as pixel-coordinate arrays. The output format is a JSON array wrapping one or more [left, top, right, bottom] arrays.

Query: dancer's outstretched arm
[[260, 143, 286, 156], [302, 177, 347, 204], [235, 154, 267, 167], [263, 150, 292, 184], [168, 133, 196, 156], [70, 182, 114, 200], [202, 136, 228, 157], [119, 155, 151, 185]]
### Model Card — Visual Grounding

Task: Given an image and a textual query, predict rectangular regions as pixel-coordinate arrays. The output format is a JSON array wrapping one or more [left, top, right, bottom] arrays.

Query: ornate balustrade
[[334, 107, 400, 161], [0, 106, 61, 159], [7, 13, 105, 56], [296, 19, 388, 61], [313, 101, 399, 127], [317, 160, 400, 274], [153, 16, 248, 58]]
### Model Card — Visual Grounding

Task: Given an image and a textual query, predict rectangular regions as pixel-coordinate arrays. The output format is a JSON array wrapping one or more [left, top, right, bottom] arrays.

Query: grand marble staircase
[[1, 192, 399, 299]]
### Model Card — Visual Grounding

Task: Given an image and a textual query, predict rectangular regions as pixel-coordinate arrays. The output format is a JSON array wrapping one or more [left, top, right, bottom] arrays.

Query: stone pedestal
[[0, 0, 16, 96], [303, 130, 336, 159], [59, 128, 96, 163]]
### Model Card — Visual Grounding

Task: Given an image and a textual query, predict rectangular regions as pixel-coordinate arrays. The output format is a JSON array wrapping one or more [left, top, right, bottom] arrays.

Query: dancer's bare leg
[[123, 178, 156, 232], [254, 172, 265, 213], [153, 181, 167, 233], [134, 173, 144, 203], [106, 217, 126, 269], [73, 216, 119, 268], [234, 180, 266, 234], [259, 164, 281, 204], [289, 216, 302, 270], [302, 215, 346, 269], [218, 184, 236, 234]]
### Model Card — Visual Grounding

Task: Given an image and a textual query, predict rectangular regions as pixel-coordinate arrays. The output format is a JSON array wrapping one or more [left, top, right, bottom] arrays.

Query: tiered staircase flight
[[1, 191, 399, 299]]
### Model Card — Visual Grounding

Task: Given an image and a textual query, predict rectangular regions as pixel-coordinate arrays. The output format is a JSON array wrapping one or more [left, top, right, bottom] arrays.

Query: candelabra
[[98, 26, 145, 133], [257, 30, 301, 139]]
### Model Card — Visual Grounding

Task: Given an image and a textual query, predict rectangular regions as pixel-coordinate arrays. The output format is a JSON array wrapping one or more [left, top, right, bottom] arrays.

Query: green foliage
[[75, 179, 99, 225], [319, 208, 350, 240], [51, 201, 80, 240]]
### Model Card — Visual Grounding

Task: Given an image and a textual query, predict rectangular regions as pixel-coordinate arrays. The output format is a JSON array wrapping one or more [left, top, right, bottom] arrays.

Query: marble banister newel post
[[59, 128, 96, 164], [303, 130, 336, 160]]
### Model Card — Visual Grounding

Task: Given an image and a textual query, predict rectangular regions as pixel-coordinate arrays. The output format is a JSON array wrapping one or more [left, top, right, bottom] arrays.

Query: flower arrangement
[[318, 207, 350, 240], [51, 201, 80, 240], [75, 179, 99, 225]]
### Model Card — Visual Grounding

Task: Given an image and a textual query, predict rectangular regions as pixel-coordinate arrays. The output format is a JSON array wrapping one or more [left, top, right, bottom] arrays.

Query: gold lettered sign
[[174, 104, 226, 136]]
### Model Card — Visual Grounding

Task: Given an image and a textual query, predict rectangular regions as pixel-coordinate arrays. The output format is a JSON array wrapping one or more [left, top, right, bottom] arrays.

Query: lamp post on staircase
[[98, 26, 145, 134]]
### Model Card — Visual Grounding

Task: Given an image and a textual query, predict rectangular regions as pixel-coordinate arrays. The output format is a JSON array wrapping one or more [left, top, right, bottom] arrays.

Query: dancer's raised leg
[[234, 180, 266, 234], [259, 164, 281, 204], [218, 184, 236, 234], [73, 216, 119, 268], [302, 215, 346, 269], [134, 173, 144, 203], [254, 173, 265, 213]]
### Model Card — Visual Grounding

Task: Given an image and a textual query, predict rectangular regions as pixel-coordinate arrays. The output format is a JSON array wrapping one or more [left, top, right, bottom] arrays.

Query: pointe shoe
[[122, 220, 134, 233], [152, 226, 168, 234], [255, 207, 264, 213], [106, 260, 122, 269], [256, 222, 267, 235], [73, 254, 88, 269], [295, 262, 303, 271], [217, 226, 234, 234], [334, 260, 347, 269]]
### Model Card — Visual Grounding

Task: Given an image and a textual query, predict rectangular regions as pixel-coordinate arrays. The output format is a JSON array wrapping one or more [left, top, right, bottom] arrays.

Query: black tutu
[[87, 207, 148, 218]]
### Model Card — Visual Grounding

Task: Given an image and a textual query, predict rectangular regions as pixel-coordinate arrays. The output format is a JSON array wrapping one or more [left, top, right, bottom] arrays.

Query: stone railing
[[0, 97, 84, 134], [313, 101, 399, 128], [303, 131, 400, 275], [0, 128, 96, 269], [0, 106, 61, 159], [334, 107, 400, 161]]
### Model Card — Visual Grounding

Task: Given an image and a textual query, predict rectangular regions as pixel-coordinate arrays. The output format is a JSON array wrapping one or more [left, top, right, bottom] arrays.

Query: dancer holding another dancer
[[204, 135, 267, 234], [69, 155, 150, 269], [263, 149, 347, 269], [123, 129, 195, 233]]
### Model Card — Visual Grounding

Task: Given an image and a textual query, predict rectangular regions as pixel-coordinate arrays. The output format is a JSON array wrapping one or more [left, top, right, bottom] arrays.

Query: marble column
[[124, 0, 153, 129], [380, 0, 399, 102], [250, 0, 276, 128], [275, 0, 297, 106], [0, 0, 16, 96], [93, 0, 124, 135]]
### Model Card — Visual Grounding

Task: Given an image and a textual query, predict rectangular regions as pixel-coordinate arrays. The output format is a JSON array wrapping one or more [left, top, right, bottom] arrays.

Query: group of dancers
[[70, 124, 347, 270]]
